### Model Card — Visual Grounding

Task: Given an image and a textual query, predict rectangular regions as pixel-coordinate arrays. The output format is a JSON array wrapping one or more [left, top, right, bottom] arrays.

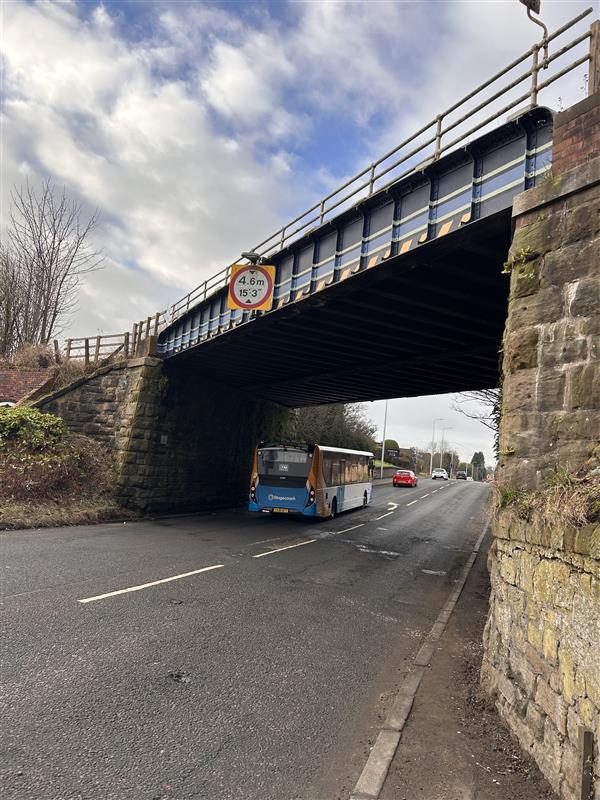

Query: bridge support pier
[[482, 93, 600, 799], [37, 356, 290, 512]]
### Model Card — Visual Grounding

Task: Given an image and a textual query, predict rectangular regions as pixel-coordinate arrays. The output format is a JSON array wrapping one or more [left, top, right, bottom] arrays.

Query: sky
[[1, 0, 596, 465]]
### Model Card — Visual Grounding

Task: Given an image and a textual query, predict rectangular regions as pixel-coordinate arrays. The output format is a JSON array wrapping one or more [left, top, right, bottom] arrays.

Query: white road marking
[[252, 539, 315, 558], [406, 500, 419, 506], [387, 502, 398, 510], [375, 511, 394, 520], [337, 524, 365, 534], [420, 493, 430, 498], [250, 535, 288, 545], [422, 569, 447, 576], [79, 564, 224, 604], [431, 490, 438, 494]]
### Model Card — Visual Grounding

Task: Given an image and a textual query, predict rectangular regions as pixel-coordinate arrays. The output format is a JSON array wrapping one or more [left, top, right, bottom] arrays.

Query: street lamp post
[[440, 427, 453, 470], [429, 417, 444, 477], [380, 399, 389, 480]]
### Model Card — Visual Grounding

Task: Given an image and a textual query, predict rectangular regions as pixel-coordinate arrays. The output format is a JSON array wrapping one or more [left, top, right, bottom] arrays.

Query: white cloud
[[1, 0, 594, 352]]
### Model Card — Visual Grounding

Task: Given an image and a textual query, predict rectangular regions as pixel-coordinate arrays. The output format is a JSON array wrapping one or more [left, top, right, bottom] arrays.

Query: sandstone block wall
[[483, 93, 600, 800], [37, 357, 289, 511]]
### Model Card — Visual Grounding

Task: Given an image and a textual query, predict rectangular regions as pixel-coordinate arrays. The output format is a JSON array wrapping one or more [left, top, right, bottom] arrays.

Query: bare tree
[[0, 248, 24, 358], [452, 388, 501, 458], [0, 178, 103, 357]]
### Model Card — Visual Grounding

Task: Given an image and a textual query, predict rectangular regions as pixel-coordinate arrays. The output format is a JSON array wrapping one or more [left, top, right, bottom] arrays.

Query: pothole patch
[[168, 671, 191, 684]]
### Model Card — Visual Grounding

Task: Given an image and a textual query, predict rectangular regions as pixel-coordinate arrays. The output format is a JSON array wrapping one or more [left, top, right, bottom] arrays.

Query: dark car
[[456, 471, 467, 480], [393, 469, 418, 488]]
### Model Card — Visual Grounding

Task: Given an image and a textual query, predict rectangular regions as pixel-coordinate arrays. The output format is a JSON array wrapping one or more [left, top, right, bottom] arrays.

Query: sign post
[[227, 263, 276, 312]]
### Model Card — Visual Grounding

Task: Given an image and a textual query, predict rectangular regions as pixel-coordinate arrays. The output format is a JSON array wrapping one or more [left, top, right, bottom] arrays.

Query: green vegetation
[[0, 406, 123, 530], [496, 468, 600, 528], [501, 246, 536, 275], [290, 403, 378, 452]]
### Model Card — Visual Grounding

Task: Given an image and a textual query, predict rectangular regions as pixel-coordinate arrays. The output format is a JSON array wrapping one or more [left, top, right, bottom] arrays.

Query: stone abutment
[[482, 93, 600, 799]]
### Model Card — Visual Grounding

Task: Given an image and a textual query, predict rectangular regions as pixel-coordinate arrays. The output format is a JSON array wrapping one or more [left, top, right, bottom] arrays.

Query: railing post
[[153, 312, 160, 336], [94, 336, 101, 365], [84, 338, 90, 368], [53, 339, 61, 364], [530, 45, 539, 106], [319, 200, 325, 224], [434, 114, 443, 160], [132, 323, 138, 354], [66, 339, 72, 360], [590, 20, 600, 96], [368, 163, 376, 195], [146, 316, 152, 339], [280, 226, 286, 249], [124, 331, 130, 357]]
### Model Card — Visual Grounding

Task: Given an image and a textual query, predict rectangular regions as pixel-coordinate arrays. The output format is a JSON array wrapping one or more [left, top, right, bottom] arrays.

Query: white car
[[431, 468, 449, 480]]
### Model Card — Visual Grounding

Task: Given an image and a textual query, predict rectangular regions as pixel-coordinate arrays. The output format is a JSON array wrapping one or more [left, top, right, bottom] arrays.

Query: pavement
[[1, 479, 548, 800]]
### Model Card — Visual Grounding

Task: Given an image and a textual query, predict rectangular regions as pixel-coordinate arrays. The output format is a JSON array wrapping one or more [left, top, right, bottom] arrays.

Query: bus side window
[[331, 459, 341, 486], [323, 455, 333, 486]]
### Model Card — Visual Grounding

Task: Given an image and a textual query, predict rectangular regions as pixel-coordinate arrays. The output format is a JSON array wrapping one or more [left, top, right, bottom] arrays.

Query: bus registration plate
[[273, 508, 289, 513]]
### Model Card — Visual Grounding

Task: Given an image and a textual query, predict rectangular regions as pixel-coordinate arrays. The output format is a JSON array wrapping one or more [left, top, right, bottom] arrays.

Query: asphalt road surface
[[2, 479, 491, 800]]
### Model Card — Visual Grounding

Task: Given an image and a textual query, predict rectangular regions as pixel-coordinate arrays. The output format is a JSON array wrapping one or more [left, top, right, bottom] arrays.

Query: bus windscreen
[[258, 448, 310, 484]]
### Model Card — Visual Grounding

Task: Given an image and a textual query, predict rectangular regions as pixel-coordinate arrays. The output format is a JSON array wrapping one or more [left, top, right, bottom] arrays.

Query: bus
[[248, 442, 374, 519]]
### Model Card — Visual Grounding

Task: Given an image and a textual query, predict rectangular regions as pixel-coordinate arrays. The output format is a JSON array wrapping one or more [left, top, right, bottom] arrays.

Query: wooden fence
[[64, 312, 164, 366]]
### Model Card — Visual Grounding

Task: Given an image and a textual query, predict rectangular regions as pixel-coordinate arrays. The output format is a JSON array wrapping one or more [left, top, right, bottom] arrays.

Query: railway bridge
[[32, 11, 600, 798]]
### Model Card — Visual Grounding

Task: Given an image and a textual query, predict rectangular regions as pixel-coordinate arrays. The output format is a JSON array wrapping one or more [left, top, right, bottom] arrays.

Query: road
[[1, 479, 490, 800]]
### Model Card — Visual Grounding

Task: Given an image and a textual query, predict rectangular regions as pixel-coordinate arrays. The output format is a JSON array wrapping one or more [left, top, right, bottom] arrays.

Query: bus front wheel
[[330, 498, 338, 520]]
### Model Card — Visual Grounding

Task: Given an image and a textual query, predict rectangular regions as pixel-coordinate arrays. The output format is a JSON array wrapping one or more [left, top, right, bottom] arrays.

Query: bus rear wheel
[[330, 498, 338, 519]]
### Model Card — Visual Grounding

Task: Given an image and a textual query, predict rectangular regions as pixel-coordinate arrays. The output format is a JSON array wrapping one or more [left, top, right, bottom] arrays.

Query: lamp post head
[[519, 0, 541, 12]]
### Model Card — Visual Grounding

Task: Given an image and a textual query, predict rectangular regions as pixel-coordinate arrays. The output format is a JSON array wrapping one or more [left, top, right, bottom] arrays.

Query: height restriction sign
[[227, 263, 276, 311]]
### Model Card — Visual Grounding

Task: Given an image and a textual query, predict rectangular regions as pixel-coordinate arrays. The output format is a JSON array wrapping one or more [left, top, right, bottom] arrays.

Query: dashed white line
[[431, 490, 438, 494], [337, 523, 365, 534], [375, 511, 394, 520], [406, 500, 419, 507], [252, 539, 316, 558], [79, 564, 224, 604], [420, 493, 430, 498]]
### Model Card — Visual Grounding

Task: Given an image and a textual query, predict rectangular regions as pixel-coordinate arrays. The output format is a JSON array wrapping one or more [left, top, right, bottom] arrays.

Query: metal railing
[[166, 7, 595, 326]]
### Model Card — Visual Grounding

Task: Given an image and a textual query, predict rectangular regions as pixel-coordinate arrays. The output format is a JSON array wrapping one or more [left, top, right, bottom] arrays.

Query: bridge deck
[[159, 108, 553, 405]]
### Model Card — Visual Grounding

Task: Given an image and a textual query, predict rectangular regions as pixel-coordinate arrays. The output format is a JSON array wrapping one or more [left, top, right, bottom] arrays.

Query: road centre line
[[252, 539, 316, 558], [78, 564, 224, 604], [336, 523, 365, 534], [406, 500, 419, 506], [375, 511, 394, 520], [431, 490, 438, 494], [420, 493, 430, 498], [250, 535, 288, 545]]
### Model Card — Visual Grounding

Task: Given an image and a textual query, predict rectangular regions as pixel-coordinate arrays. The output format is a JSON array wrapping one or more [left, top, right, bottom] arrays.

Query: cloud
[[1, 0, 593, 353]]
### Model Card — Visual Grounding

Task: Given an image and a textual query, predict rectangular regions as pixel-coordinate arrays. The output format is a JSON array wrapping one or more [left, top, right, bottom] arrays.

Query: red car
[[393, 469, 418, 488]]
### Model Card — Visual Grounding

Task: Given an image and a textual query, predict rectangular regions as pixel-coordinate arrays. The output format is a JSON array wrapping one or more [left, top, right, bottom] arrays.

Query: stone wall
[[37, 357, 290, 511], [482, 93, 600, 799]]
